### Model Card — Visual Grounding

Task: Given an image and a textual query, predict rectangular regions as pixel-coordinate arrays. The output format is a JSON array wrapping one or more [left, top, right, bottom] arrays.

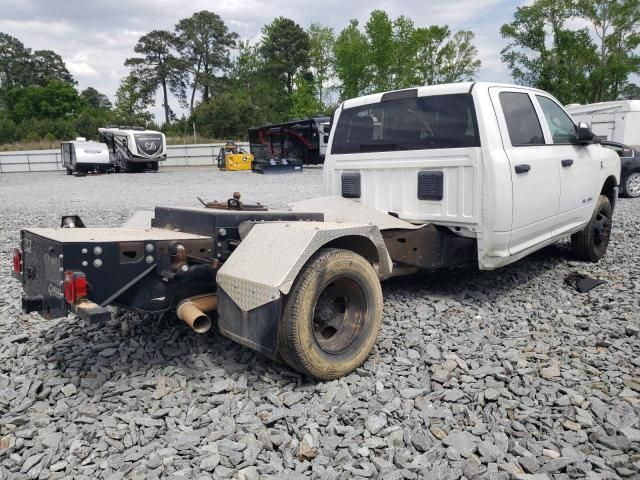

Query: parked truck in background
[[13, 82, 619, 380]]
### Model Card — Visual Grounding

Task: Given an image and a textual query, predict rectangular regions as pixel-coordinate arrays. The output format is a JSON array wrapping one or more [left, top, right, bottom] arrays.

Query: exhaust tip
[[176, 296, 216, 334], [192, 315, 212, 334]]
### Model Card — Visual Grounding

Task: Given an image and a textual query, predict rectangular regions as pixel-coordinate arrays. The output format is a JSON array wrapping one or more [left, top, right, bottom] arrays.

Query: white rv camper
[[61, 138, 111, 174], [566, 100, 640, 148], [98, 126, 167, 172]]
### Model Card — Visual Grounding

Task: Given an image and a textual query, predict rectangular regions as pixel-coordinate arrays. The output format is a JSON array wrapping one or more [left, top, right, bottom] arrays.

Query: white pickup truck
[[14, 82, 619, 381], [324, 81, 620, 268]]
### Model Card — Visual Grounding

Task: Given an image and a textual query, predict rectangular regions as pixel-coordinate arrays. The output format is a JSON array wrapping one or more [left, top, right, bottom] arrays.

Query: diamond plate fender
[[216, 221, 392, 312]]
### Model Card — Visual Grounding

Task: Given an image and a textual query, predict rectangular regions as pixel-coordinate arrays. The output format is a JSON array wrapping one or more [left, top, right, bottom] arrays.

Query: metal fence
[[0, 142, 250, 173]]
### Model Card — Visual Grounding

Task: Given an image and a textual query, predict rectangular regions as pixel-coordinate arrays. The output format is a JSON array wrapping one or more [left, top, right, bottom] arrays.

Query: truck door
[[490, 88, 561, 254], [534, 94, 600, 235]]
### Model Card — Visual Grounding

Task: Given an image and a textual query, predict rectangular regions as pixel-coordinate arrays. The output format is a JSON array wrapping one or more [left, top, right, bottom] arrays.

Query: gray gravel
[[0, 167, 638, 479]]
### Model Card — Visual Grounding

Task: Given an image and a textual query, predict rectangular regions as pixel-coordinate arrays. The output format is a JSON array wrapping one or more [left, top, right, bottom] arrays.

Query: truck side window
[[499, 92, 545, 146], [536, 96, 577, 144]]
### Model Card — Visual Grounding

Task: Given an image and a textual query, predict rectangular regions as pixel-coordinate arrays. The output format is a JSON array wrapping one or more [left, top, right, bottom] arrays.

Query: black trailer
[[248, 117, 330, 167]]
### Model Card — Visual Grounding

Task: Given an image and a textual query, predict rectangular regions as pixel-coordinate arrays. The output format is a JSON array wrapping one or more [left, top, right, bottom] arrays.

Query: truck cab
[[324, 82, 620, 269]]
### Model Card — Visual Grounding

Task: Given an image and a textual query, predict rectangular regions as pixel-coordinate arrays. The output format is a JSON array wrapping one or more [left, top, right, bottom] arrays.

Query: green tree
[[308, 23, 335, 105], [81, 87, 112, 110], [577, 0, 640, 101], [6, 80, 83, 122], [549, 29, 599, 103], [391, 16, 417, 88], [30, 50, 75, 86], [193, 90, 255, 138], [0, 33, 32, 89], [113, 74, 153, 124], [334, 20, 371, 99], [74, 108, 113, 139], [365, 10, 395, 92], [0, 117, 18, 143], [334, 13, 481, 98], [411, 27, 481, 86], [125, 30, 186, 125], [501, 0, 576, 94], [231, 41, 263, 92], [501, 0, 640, 103], [175, 10, 238, 111], [226, 41, 288, 125], [620, 82, 640, 97], [259, 17, 311, 96], [290, 76, 324, 119]]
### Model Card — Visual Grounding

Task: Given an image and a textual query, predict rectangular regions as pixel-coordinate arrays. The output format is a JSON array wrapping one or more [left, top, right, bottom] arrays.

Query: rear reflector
[[64, 271, 87, 304], [12, 249, 22, 274]]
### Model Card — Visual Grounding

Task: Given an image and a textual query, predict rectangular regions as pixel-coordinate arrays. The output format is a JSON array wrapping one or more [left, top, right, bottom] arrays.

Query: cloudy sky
[[0, 0, 528, 121]]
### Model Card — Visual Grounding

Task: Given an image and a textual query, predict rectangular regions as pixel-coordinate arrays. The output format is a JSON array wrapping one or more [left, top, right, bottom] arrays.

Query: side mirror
[[576, 122, 594, 143]]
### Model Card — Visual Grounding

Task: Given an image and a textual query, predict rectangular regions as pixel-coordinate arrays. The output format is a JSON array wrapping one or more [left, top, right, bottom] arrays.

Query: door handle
[[561, 159, 574, 167], [515, 164, 531, 174]]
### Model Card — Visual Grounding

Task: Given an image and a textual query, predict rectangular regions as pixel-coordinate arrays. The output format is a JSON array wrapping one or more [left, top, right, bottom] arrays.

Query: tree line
[[501, 0, 640, 104], [0, 1, 638, 146]]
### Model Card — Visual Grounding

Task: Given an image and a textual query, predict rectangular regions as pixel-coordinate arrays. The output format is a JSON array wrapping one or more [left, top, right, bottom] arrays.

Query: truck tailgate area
[[19, 227, 213, 318]]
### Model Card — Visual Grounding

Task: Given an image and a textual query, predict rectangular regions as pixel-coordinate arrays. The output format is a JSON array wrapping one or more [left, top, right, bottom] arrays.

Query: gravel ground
[[0, 167, 638, 480]]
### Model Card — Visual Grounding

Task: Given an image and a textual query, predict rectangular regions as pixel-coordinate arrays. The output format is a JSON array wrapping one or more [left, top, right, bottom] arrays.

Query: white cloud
[[66, 60, 99, 77]]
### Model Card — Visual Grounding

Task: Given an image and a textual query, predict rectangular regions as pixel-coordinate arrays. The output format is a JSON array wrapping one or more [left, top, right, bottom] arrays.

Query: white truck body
[[566, 100, 640, 149], [324, 82, 620, 270]]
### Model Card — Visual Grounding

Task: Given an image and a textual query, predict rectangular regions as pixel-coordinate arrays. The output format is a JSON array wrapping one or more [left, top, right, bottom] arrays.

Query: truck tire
[[278, 248, 383, 380], [571, 194, 612, 262], [622, 172, 640, 198]]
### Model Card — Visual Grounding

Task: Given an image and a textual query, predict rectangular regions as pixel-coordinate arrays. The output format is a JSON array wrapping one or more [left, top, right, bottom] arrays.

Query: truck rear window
[[331, 93, 480, 154]]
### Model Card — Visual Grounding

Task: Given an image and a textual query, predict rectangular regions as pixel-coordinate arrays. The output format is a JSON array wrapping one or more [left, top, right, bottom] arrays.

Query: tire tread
[[278, 248, 382, 380]]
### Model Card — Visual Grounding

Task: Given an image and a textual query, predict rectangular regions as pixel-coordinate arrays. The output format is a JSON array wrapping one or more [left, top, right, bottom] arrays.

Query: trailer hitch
[[197, 192, 267, 211]]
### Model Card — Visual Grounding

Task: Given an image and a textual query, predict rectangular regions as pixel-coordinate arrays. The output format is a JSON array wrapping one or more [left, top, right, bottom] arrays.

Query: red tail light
[[64, 271, 87, 304], [12, 249, 22, 274]]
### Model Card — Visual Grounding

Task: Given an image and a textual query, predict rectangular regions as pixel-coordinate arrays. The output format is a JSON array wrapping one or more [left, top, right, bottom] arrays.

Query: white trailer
[[61, 138, 111, 175], [98, 126, 166, 173], [566, 100, 640, 148]]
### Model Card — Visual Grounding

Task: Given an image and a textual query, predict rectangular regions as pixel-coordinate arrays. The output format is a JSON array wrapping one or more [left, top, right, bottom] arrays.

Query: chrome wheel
[[626, 172, 640, 198]]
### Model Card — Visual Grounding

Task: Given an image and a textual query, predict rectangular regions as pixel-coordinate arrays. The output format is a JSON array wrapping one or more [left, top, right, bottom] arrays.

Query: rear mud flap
[[216, 287, 281, 359]]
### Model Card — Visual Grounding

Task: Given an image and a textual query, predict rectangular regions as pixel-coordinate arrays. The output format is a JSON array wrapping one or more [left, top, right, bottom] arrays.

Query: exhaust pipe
[[176, 294, 217, 334]]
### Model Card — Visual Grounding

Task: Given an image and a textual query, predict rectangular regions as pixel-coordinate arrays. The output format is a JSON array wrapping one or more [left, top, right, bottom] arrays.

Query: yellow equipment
[[217, 141, 253, 171]]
